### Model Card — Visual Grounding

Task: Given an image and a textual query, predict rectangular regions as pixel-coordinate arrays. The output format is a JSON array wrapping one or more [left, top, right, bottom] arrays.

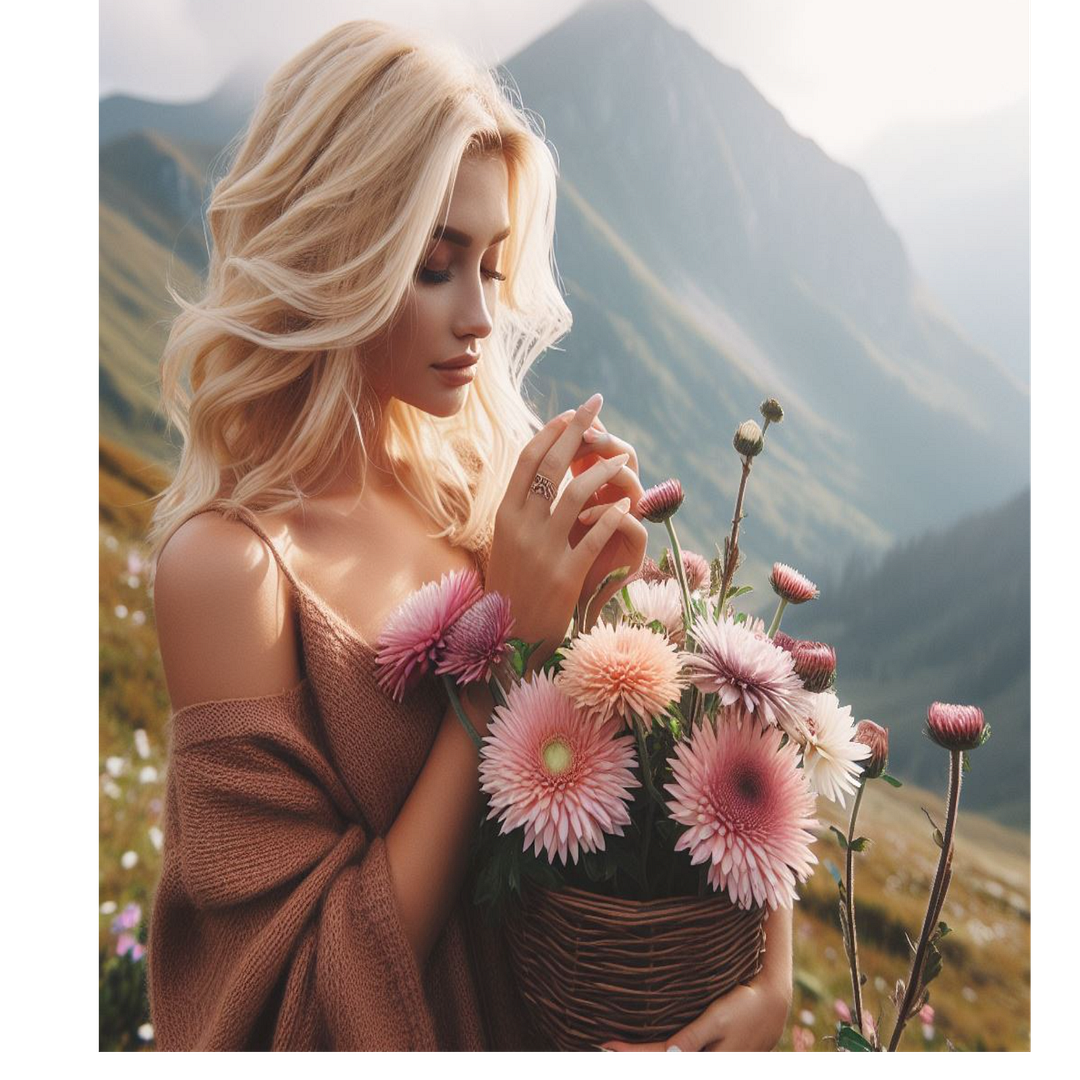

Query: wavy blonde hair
[[147, 20, 571, 575]]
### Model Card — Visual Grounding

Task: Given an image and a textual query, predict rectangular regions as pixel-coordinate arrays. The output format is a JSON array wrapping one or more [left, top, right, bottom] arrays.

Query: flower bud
[[772, 630, 798, 654], [660, 548, 710, 592], [792, 640, 837, 693], [770, 562, 819, 605], [733, 420, 765, 457], [925, 702, 991, 752], [638, 554, 667, 584], [637, 478, 684, 523], [760, 398, 784, 424], [854, 719, 889, 779]]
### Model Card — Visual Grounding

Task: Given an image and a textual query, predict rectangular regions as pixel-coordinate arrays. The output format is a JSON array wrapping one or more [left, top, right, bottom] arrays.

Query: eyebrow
[[432, 224, 512, 248]]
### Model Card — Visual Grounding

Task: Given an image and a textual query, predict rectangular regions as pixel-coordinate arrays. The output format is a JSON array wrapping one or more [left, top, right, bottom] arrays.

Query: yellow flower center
[[541, 736, 573, 776]]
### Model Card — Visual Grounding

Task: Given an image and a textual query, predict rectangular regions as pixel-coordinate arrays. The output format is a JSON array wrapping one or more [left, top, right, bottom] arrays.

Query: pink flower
[[854, 719, 889, 779], [926, 702, 990, 752], [557, 621, 686, 730], [770, 562, 819, 605], [683, 616, 812, 742], [772, 630, 797, 654], [374, 568, 483, 701], [918, 1003, 935, 1024], [834, 998, 852, 1023], [435, 591, 514, 685], [792, 639, 837, 693], [792, 1026, 815, 1052], [479, 671, 640, 865], [665, 717, 819, 910], [660, 548, 710, 592], [637, 555, 667, 584], [637, 478, 684, 523]]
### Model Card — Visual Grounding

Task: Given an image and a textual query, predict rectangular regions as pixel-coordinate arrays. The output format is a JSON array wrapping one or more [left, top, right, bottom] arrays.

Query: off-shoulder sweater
[[146, 508, 544, 1050]]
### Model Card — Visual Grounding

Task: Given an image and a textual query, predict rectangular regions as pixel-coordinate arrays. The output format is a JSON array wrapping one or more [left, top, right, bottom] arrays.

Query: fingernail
[[610, 452, 629, 467], [666, 1045, 682, 1052], [578, 507, 598, 523], [582, 392, 603, 412], [582, 428, 601, 443], [558, 408, 575, 419], [616, 497, 631, 511]]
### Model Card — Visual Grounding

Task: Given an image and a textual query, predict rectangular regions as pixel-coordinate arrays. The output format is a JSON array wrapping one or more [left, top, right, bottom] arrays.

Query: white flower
[[131, 610, 147, 627], [100, 901, 117, 915], [105, 756, 125, 778], [134, 729, 151, 760], [114, 605, 128, 619], [127, 551, 145, 576], [138, 1023, 154, 1042], [800, 692, 872, 807], [622, 578, 684, 643], [127, 574, 141, 589], [120, 851, 138, 870], [104, 535, 119, 551], [139, 766, 158, 785], [148, 826, 164, 852], [102, 780, 122, 800]]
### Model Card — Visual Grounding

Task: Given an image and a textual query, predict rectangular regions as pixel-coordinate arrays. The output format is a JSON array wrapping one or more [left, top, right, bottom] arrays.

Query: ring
[[529, 473, 557, 503]]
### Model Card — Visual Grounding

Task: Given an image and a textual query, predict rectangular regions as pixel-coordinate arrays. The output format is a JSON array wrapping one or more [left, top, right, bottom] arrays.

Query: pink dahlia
[[621, 577, 685, 644], [636, 478, 684, 523], [800, 693, 872, 807], [792, 640, 837, 693], [435, 590, 514, 685], [926, 702, 990, 752], [557, 620, 686, 730], [683, 616, 812, 742], [479, 671, 640, 865], [770, 563, 819, 605], [374, 568, 483, 701], [665, 718, 819, 910]]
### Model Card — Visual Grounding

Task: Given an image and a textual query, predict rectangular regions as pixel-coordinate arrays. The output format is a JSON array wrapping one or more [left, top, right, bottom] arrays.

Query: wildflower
[[127, 551, 145, 576], [138, 1023, 154, 1042], [99, 901, 117, 916], [120, 851, 138, 870], [760, 398, 784, 424], [111, 902, 141, 933], [733, 420, 764, 457], [798, 1009, 816, 1027], [131, 610, 147, 627], [114, 604, 128, 619], [792, 1026, 814, 1052], [139, 766, 158, 784], [636, 478, 684, 523], [659, 548, 710, 592], [637, 554, 667, 584], [134, 729, 151, 760], [792, 640, 837, 692], [148, 826, 164, 852], [800, 693, 872, 807], [116, 933, 145, 961], [769, 563, 819, 605], [105, 756, 125, 778], [557, 621, 686, 730], [374, 568, 484, 701], [102, 779, 121, 800], [479, 671, 640, 866], [665, 718, 819, 910], [772, 630, 797, 653], [127, 574, 141, 589], [621, 577, 684, 644], [435, 590, 514, 685], [925, 703, 991, 752], [834, 999, 852, 1023], [854, 720, 889, 779]]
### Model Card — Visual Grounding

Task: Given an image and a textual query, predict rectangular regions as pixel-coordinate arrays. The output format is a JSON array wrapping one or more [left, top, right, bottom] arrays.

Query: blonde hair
[[147, 20, 571, 575]]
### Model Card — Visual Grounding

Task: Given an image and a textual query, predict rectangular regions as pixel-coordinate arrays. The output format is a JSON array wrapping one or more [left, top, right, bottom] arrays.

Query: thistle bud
[[733, 420, 765, 458], [770, 562, 819, 605], [638, 555, 667, 584], [854, 720, 889, 779], [760, 398, 784, 424], [660, 548, 710, 592], [637, 478, 684, 523], [772, 630, 798, 654], [925, 702, 991, 752]]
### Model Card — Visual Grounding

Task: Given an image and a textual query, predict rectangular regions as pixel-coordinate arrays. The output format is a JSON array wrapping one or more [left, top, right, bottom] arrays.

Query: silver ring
[[529, 473, 557, 503]]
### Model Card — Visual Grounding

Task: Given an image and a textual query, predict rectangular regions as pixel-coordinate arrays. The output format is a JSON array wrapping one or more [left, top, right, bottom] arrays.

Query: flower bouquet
[[374, 398, 991, 1052]]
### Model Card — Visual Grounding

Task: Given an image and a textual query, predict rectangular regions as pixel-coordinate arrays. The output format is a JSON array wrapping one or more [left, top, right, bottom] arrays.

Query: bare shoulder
[[153, 511, 302, 712]]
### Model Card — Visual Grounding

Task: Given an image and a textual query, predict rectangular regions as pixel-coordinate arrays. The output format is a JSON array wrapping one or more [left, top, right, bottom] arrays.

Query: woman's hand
[[599, 979, 791, 1052], [569, 416, 647, 624], [484, 395, 640, 669]]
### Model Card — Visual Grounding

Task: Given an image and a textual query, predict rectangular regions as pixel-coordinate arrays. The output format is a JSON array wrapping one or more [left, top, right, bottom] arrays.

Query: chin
[[405, 386, 470, 419]]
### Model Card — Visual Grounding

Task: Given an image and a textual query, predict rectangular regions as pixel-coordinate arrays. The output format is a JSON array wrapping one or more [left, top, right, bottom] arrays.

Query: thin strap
[[173, 505, 302, 596]]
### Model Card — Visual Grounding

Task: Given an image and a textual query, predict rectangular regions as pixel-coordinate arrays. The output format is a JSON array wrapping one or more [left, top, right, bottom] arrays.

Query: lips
[[433, 354, 479, 370]]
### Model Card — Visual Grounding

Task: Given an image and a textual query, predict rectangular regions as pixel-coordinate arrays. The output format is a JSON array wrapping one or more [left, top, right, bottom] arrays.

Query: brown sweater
[[147, 509, 544, 1050]]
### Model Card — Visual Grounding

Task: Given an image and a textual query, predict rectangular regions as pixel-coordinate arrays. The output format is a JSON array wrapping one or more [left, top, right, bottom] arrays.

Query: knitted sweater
[[147, 508, 543, 1051]]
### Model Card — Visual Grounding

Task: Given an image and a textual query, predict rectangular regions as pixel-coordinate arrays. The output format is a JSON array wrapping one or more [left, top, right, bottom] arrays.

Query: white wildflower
[[120, 851, 138, 870], [100, 901, 117, 915], [134, 729, 151, 760], [139, 765, 158, 785], [148, 826, 164, 852], [105, 756, 125, 778], [114, 605, 128, 619]]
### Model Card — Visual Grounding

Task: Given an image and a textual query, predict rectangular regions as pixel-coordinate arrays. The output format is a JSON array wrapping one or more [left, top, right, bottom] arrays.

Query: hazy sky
[[99, 0, 1028, 164]]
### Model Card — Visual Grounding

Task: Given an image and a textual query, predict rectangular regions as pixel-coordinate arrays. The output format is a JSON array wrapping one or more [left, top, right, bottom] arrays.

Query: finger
[[529, 393, 605, 514], [506, 409, 576, 510], [579, 428, 639, 474], [664, 1013, 717, 1052], [551, 454, 630, 531], [598, 1040, 667, 1051], [568, 498, 632, 576]]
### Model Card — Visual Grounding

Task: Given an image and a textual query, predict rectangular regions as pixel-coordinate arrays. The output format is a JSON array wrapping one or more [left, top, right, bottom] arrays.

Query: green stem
[[887, 750, 963, 1052], [441, 675, 484, 751], [634, 718, 665, 808], [767, 597, 788, 639], [845, 781, 868, 1034], [663, 517, 695, 634], [488, 674, 508, 709]]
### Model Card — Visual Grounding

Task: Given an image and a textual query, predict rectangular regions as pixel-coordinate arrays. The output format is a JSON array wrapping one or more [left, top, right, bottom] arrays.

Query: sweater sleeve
[[147, 680, 439, 1051]]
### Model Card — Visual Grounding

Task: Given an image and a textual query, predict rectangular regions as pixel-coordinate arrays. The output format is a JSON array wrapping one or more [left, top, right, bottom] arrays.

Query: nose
[[452, 273, 494, 343]]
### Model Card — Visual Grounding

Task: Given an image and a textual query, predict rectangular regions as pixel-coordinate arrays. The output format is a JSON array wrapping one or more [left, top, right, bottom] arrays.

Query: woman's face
[[365, 152, 511, 418]]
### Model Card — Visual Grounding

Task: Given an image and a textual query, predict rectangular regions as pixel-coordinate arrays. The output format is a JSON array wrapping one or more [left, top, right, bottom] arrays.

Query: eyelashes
[[417, 266, 506, 285]]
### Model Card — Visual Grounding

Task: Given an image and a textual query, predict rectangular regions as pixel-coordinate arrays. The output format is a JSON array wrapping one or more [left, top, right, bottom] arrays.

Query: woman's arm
[[383, 683, 494, 965]]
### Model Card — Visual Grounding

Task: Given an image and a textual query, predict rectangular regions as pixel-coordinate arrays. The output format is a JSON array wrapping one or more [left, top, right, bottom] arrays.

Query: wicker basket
[[504, 884, 767, 1050]]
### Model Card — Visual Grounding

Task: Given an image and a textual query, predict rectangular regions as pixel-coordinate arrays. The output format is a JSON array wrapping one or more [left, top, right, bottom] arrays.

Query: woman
[[145, 21, 792, 1051]]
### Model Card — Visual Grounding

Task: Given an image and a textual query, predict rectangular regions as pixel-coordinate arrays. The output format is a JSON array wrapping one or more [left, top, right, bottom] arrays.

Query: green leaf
[[836, 1024, 875, 1052], [584, 565, 631, 628], [726, 584, 754, 601], [936, 921, 953, 940], [848, 836, 871, 852], [733, 611, 748, 625], [932, 828, 945, 850], [830, 825, 849, 850], [646, 619, 667, 636], [619, 585, 637, 617], [962, 751, 971, 773], [880, 772, 903, 787]]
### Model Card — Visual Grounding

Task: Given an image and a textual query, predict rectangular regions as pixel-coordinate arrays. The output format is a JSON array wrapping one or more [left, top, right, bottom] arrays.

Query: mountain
[[850, 98, 1029, 386], [808, 487, 1030, 830]]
